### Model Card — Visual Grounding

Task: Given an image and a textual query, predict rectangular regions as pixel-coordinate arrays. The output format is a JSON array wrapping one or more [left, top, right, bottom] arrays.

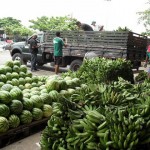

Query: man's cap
[[91, 21, 96, 25]]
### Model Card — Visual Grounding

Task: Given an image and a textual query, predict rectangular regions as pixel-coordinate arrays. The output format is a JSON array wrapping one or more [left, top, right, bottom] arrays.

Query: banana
[[98, 121, 107, 130], [86, 142, 97, 149], [104, 130, 109, 144], [86, 115, 100, 124], [80, 120, 90, 130], [76, 132, 89, 138], [131, 131, 137, 141], [126, 131, 132, 143], [118, 110, 124, 121], [83, 118, 97, 130], [97, 132, 106, 138], [123, 139, 128, 149], [84, 135, 94, 144]]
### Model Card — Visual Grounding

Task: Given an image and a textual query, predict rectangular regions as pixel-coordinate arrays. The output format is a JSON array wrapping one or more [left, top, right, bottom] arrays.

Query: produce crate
[[0, 117, 49, 148]]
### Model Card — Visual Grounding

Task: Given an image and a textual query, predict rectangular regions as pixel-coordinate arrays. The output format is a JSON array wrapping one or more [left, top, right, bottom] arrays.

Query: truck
[[9, 31, 148, 71]]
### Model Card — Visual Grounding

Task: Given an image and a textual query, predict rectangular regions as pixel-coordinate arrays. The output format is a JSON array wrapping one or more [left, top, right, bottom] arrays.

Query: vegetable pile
[[62, 58, 134, 84], [40, 57, 150, 150], [0, 60, 53, 133]]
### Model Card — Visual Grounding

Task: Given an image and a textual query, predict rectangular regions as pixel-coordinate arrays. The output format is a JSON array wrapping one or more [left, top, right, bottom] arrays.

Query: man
[[76, 21, 93, 31], [53, 31, 67, 74], [29, 34, 39, 72], [91, 21, 104, 31], [144, 45, 150, 78]]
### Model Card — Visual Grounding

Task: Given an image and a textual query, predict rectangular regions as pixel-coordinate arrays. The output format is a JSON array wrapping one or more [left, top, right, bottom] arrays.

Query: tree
[[0, 17, 34, 40], [115, 26, 131, 32], [0, 17, 22, 28], [29, 15, 78, 31], [137, 0, 150, 36]]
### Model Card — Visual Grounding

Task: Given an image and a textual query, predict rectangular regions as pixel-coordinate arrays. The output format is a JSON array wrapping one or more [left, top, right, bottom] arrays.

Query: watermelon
[[66, 80, 74, 88], [30, 95, 44, 108], [31, 82, 37, 87], [25, 77, 32, 83], [0, 104, 10, 117], [22, 98, 33, 111], [32, 76, 39, 83], [30, 91, 40, 96], [40, 89, 48, 94], [32, 108, 43, 120], [19, 72, 26, 78], [23, 93, 31, 99], [39, 85, 46, 90], [19, 65, 27, 73], [38, 81, 44, 86], [46, 79, 60, 92], [0, 66, 6, 75], [11, 78, 19, 86], [49, 90, 60, 102], [8, 115, 20, 128], [20, 110, 33, 124], [0, 82, 4, 88], [58, 80, 67, 91], [0, 117, 9, 133], [71, 78, 80, 87], [5, 60, 14, 68], [1, 84, 13, 92], [26, 72, 32, 78], [13, 60, 21, 67], [67, 88, 75, 95], [24, 83, 32, 89], [40, 93, 52, 104], [18, 77, 25, 85], [0, 74, 7, 83], [6, 72, 12, 80], [42, 104, 53, 118], [0, 90, 12, 104], [10, 87, 23, 100], [23, 89, 30, 93], [19, 85, 25, 90], [4, 66, 12, 73], [6, 80, 12, 85], [31, 87, 39, 91], [59, 90, 70, 97], [10, 100, 23, 115], [11, 72, 19, 79]]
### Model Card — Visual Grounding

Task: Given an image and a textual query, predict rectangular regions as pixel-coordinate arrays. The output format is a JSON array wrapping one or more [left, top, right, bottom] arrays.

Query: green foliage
[[137, 0, 150, 36], [0, 17, 34, 37], [135, 70, 148, 82], [29, 15, 78, 31], [115, 26, 131, 32], [62, 58, 134, 84]]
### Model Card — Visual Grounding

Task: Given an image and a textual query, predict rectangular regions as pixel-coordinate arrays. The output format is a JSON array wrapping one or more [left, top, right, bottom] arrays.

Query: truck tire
[[69, 59, 82, 71], [12, 53, 27, 65]]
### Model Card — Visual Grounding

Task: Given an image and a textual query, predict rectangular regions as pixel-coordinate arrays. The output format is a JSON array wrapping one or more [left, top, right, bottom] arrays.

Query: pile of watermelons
[[0, 60, 53, 133]]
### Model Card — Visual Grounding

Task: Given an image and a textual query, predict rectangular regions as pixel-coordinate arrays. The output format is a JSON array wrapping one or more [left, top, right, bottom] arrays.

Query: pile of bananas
[[40, 78, 150, 150]]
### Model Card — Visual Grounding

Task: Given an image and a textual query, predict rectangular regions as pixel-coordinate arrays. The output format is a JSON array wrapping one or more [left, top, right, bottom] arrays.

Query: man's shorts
[[54, 56, 62, 65]]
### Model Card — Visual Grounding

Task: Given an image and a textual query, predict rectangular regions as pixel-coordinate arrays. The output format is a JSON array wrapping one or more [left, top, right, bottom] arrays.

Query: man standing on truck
[[29, 34, 39, 72], [144, 45, 150, 78], [53, 31, 67, 74], [76, 21, 93, 31], [91, 21, 104, 31]]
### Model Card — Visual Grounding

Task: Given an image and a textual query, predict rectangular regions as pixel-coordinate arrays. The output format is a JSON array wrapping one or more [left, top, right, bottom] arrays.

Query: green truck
[[9, 31, 148, 71]]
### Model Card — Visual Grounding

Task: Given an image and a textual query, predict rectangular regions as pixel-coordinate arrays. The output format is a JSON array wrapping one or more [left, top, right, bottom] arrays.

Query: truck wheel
[[12, 53, 26, 65], [69, 59, 83, 71]]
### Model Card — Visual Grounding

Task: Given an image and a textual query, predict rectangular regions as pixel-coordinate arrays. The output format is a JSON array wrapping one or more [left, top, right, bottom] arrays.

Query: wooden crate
[[0, 118, 49, 148]]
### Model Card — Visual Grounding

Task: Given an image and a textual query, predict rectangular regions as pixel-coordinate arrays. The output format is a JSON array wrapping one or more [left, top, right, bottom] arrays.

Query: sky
[[0, 0, 149, 33]]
